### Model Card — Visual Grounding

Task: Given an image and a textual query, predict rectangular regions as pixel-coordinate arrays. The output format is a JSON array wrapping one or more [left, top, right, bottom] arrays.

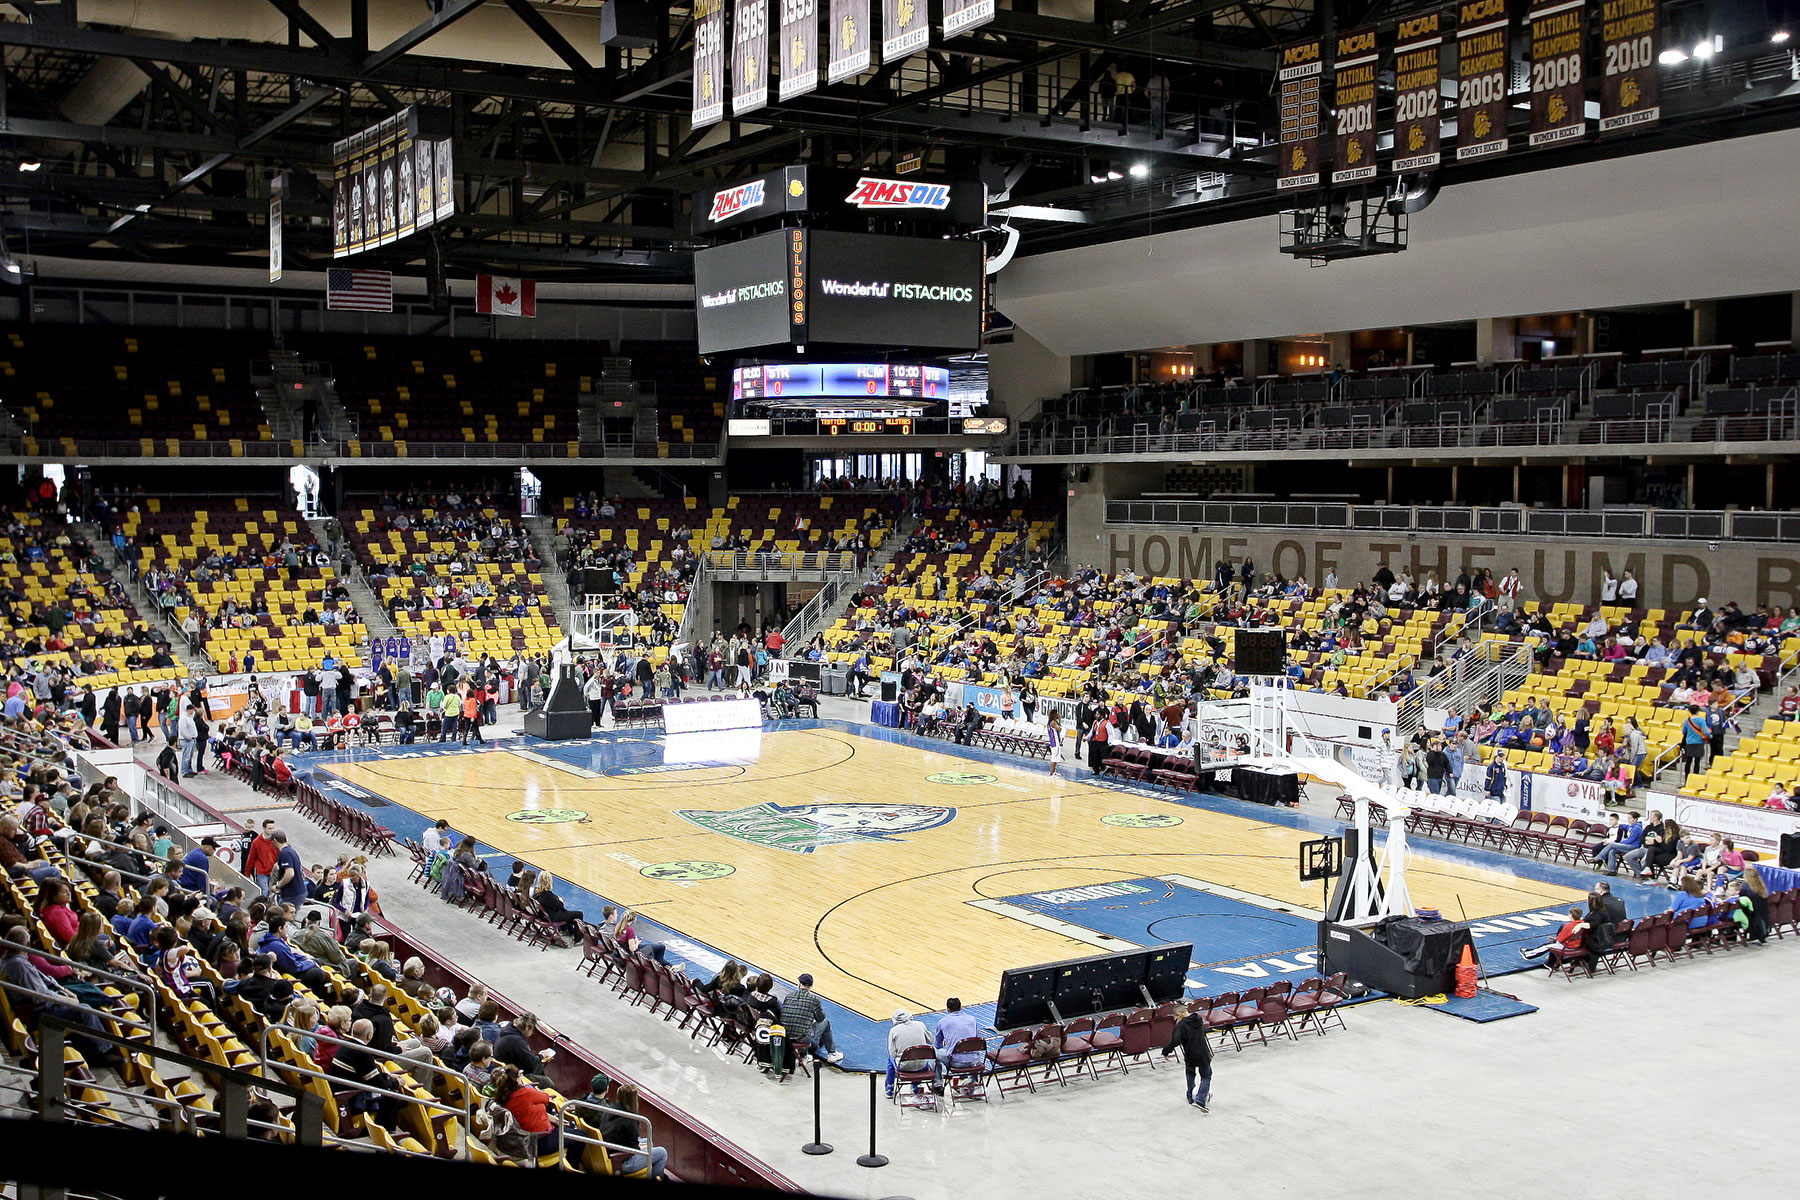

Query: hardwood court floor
[[326, 727, 1585, 1019]]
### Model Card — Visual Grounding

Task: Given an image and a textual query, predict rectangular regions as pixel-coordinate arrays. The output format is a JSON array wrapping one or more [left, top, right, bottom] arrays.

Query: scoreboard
[[732, 362, 950, 401]]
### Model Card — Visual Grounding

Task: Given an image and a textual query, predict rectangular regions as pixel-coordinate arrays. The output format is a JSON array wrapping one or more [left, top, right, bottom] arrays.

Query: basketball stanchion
[[857, 1071, 889, 1168], [801, 1063, 833, 1156]]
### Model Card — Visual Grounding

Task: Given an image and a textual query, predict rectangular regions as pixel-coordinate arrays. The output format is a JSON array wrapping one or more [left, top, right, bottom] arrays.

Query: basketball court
[[310, 720, 1591, 1062]]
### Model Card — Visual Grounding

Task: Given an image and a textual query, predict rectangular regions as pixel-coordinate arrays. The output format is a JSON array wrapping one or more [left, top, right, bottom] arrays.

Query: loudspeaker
[[880, 677, 899, 703], [1781, 831, 1800, 869], [600, 0, 658, 48], [1234, 628, 1286, 676]]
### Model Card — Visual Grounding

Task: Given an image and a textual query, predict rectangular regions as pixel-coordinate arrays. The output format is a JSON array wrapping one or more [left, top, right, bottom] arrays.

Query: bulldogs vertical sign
[[1456, 0, 1511, 161], [1600, 0, 1660, 134], [733, 0, 770, 116], [828, 0, 871, 83], [1391, 11, 1443, 174], [1331, 27, 1380, 184], [1528, 0, 1587, 147], [779, 0, 819, 101], [1276, 39, 1324, 191], [693, 0, 727, 129]]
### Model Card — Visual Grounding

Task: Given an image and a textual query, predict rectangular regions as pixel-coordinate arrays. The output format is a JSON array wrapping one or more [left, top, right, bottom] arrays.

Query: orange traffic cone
[[1454, 944, 1478, 999]]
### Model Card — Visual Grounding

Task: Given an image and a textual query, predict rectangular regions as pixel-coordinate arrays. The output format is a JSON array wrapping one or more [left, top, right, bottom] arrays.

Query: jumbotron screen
[[693, 231, 793, 355], [806, 231, 983, 350], [732, 362, 949, 402]]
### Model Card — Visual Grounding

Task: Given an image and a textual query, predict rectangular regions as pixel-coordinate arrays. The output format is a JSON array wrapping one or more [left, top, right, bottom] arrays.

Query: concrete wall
[[1081, 520, 1800, 611], [985, 328, 1075, 421]]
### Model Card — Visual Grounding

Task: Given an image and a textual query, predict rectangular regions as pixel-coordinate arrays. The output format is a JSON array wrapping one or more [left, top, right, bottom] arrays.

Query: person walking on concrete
[[1161, 1001, 1213, 1111]]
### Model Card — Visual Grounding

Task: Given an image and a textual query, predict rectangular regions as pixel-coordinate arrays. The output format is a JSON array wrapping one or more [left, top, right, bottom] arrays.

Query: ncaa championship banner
[[1456, 0, 1510, 161], [881, 0, 929, 62], [942, 0, 995, 37], [780, 0, 820, 100], [1600, 0, 1660, 134], [1331, 26, 1379, 184], [1391, 11, 1443, 173], [693, 0, 727, 129], [828, 0, 871, 82], [1276, 38, 1324, 191], [733, 0, 770, 116], [1528, 0, 1587, 147]]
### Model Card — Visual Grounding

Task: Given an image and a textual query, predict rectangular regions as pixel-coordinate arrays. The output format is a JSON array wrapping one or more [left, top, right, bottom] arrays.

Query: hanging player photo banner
[[412, 137, 436, 233], [433, 136, 454, 224], [375, 117, 399, 247], [1391, 10, 1443, 173], [1456, 0, 1511, 161], [881, 0, 928, 63], [1528, 0, 1586, 147], [1331, 26, 1379, 184], [268, 173, 283, 283], [779, 0, 820, 101], [331, 142, 351, 258], [693, 0, 727, 129], [733, 0, 771, 116], [942, 0, 995, 37], [394, 124, 417, 240], [1600, 0, 1660, 134], [1276, 38, 1324, 191], [827, 0, 871, 83], [354, 133, 377, 253]]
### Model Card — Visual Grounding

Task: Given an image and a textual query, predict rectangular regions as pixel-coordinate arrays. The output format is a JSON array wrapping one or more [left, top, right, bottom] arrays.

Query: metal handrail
[[0, 949, 158, 1044], [35, 1013, 324, 1145]]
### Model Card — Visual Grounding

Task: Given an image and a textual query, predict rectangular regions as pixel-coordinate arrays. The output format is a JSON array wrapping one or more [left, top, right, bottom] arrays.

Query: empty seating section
[[296, 334, 581, 447], [0, 512, 179, 688], [126, 500, 363, 673], [341, 505, 558, 663], [618, 340, 725, 449], [0, 325, 265, 451]]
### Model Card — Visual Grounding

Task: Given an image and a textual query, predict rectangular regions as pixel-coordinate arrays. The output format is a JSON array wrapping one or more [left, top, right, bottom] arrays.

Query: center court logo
[[676, 802, 955, 854], [926, 771, 995, 786]]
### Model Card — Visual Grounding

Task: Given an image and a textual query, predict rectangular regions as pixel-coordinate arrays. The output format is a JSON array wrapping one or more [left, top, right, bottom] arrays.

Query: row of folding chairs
[[292, 781, 397, 856], [1554, 889, 1800, 979], [406, 841, 568, 949], [571, 923, 775, 1067], [613, 700, 663, 728], [967, 725, 1054, 759], [1408, 798, 1611, 865]]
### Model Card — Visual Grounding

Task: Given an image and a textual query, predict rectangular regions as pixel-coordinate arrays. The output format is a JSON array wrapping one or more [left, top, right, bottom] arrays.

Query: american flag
[[326, 267, 393, 312]]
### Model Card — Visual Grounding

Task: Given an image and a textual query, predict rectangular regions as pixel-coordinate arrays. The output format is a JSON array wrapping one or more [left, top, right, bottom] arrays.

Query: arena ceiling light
[[1774, 31, 1792, 44], [1693, 34, 1723, 59], [1129, 162, 1150, 178], [16, 161, 39, 172], [1659, 47, 1690, 64]]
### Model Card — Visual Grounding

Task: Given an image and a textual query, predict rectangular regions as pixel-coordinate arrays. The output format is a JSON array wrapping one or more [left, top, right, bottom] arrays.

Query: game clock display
[[821, 417, 915, 435]]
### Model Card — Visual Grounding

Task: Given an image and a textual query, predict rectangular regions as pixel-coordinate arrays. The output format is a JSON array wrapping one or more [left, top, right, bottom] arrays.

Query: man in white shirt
[[1498, 569, 1522, 611], [1617, 570, 1639, 604], [886, 1009, 933, 1097], [1600, 570, 1618, 604]]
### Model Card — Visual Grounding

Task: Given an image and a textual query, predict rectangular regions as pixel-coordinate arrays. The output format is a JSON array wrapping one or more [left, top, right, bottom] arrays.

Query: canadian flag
[[476, 273, 536, 317]]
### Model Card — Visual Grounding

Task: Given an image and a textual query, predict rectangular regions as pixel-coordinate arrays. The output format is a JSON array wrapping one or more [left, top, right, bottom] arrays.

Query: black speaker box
[[601, 0, 659, 48], [880, 677, 899, 703], [1781, 831, 1800, 870], [1234, 627, 1286, 676]]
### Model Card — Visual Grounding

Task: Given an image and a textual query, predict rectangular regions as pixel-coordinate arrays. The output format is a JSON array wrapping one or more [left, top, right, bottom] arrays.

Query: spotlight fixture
[[1658, 47, 1689, 64], [1128, 162, 1149, 178], [17, 161, 40, 173], [1774, 30, 1791, 44]]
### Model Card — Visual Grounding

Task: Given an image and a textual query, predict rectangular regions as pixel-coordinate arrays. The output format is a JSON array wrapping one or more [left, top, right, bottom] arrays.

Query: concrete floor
[[164, 698, 1797, 1200]]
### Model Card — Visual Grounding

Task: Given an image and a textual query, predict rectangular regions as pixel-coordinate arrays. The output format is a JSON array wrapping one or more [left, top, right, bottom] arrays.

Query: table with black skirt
[[1232, 764, 1300, 806]]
